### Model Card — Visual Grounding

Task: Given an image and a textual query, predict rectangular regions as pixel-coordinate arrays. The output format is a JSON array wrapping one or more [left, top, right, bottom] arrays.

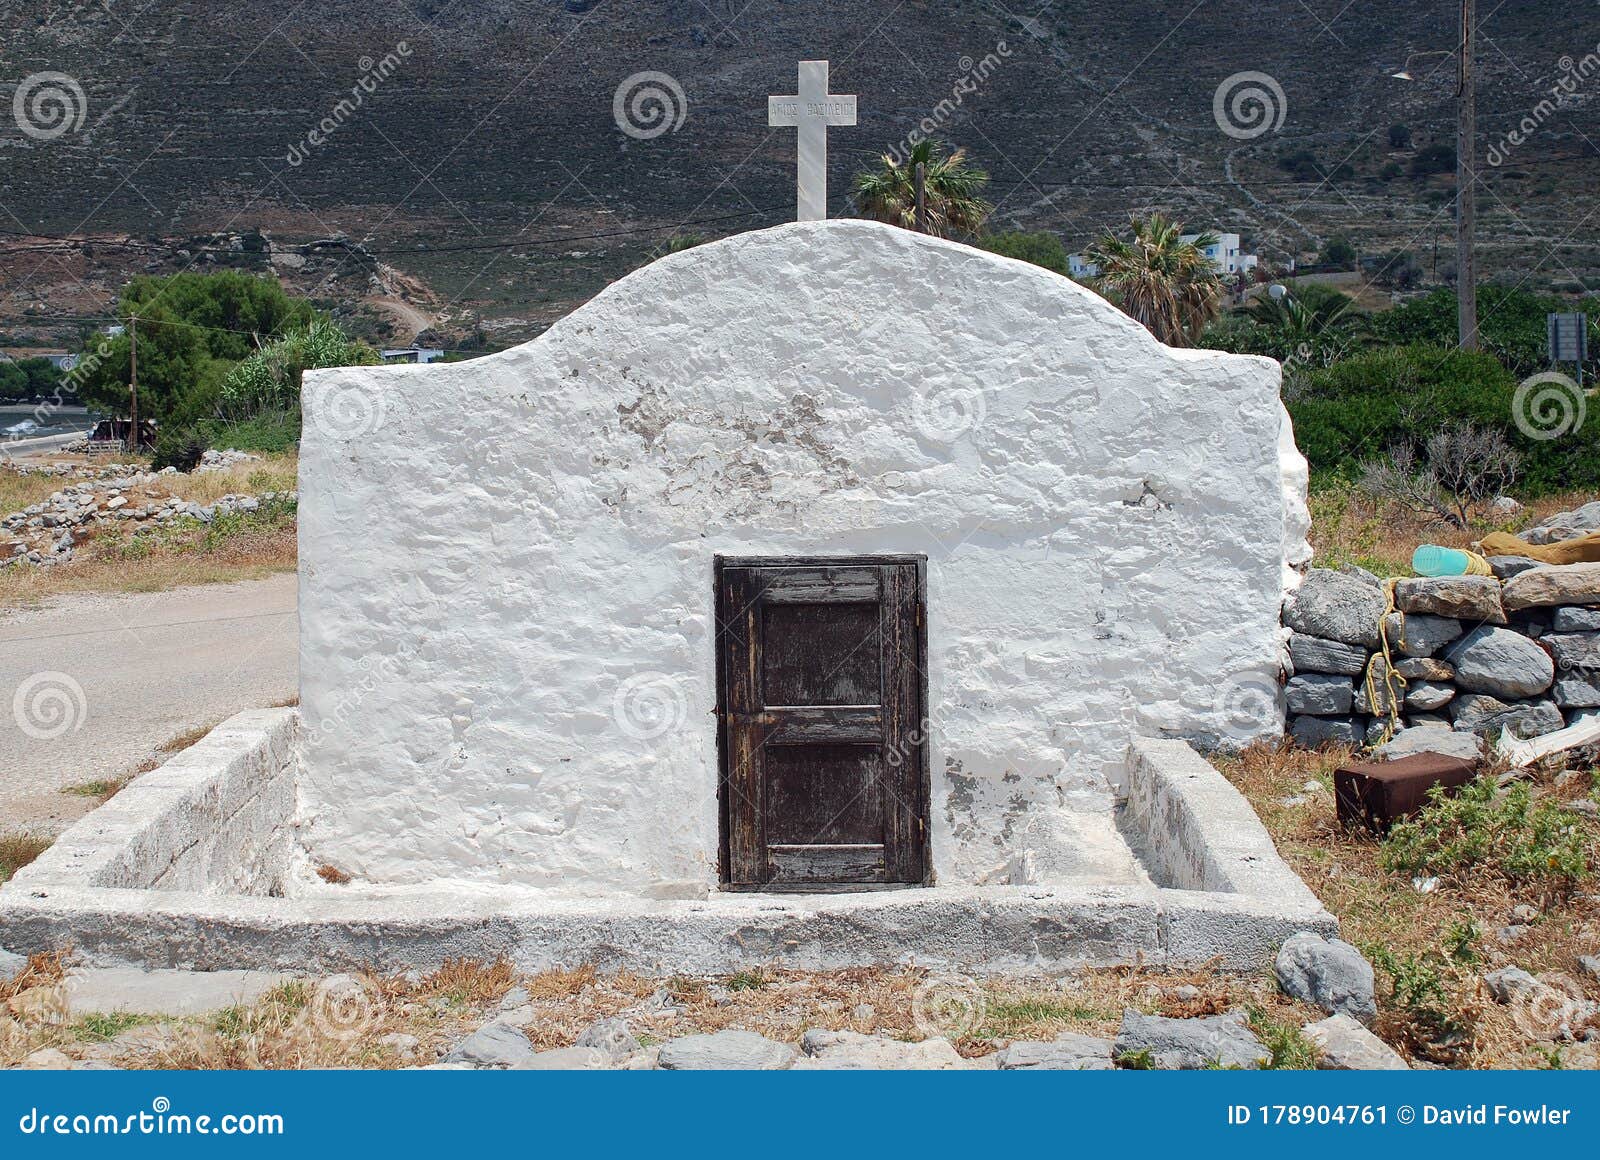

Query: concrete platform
[[0, 710, 1335, 974]]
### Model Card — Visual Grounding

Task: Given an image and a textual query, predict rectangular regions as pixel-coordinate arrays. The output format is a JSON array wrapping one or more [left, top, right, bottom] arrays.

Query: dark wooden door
[[716, 555, 929, 891]]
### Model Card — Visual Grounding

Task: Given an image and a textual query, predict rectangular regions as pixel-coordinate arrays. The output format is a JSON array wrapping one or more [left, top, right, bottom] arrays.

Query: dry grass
[[0, 834, 52, 886], [0, 956, 1327, 1071], [315, 864, 352, 885], [1310, 482, 1595, 578], [1213, 741, 1600, 1068]]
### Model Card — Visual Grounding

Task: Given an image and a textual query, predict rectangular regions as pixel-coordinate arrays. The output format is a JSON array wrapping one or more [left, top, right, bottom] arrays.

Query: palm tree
[[851, 139, 992, 239], [1085, 214, 1224, 346]]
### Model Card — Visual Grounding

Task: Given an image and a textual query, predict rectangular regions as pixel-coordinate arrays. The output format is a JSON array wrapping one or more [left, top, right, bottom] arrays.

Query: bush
[[1367, 285, 1598, 379], [150, 427, 207, 473], [1381, 777, 1592, 895], [198, 408, 301, 454], [1388, 123, 1412, 150], [1287, 345, 1600, 496], [1410, 143, 1455, 176], [1318, 236, 1357, 270]]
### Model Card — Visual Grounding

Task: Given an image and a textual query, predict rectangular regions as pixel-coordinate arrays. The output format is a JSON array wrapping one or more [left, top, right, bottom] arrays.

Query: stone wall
[[1283, 560, 1600, 752]]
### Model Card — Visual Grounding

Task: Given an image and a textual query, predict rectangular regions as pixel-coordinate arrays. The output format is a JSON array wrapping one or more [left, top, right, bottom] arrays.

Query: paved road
[[0, 573, 297, 835]]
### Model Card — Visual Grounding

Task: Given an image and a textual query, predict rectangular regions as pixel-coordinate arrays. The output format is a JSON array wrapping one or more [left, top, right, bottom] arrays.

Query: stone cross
[[768, 60, 857, 222]]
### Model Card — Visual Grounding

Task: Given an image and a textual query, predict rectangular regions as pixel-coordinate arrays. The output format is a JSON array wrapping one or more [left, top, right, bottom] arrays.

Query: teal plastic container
[[1412, 545, 1472, 577]]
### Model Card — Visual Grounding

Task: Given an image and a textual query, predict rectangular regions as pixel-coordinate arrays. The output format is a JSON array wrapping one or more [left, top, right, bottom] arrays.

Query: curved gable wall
[[296, 220, 1296, 891]]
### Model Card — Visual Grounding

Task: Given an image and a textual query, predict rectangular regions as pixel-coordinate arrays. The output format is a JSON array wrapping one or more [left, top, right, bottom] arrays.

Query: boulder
[[1113, 1009, 1268, 1070], [1503, 563, 1600, 611], [793, 1029, 967, 1070], [575, 1017, 640, 1062], [1579, 956, 1600, 983], [1445, 626, 1554, 699], [1552, 673, 1600, 709], [1489, 556, 1543, 580], [1388, 613, 1461, 658], [1483, 966, 1541, 1003], [1338, 563, 1383, 588], [1284, 569, 1386, 649], [0, 948, 25, 980], [1522, 501, 1600, 545], [1288, 634, 1369, 677], [1286, 673, 1355, 715], [1449, 693, 1564, 738], [1394, 576, 1505, 624], [1303, 1014, 1408, 1070], [1275, 932, 1378, 1024], [1403, 681, 1456, 712], [995, 1032, 1115, 1071], [657, 1030, 795, 1070], [443, 1022, 538, 1068], [1375, 727, 1482, 762], [1552, 606, 1600, 632], [1290, 715, 1361, 747], [1543, 632, 1600, 673], [1353, 655, 1399, 717], [512, 1046, 612, 1070], [1395, 657, 1453, 681]]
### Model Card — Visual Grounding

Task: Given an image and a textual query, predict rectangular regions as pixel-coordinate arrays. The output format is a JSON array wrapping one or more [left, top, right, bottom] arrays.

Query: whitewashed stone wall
[[297, 220, 1300, 892]]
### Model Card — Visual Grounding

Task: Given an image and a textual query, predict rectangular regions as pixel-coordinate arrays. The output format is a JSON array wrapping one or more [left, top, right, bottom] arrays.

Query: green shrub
[[1380, 777, 1592, 893], [150, 427, 207, 473], [1287, 344, 1600, 496], [199, 407, 301, 454], [1367, 286, 1598, 379], [976, 230, 1070, 276], [1365, 942, 1473, 1058]]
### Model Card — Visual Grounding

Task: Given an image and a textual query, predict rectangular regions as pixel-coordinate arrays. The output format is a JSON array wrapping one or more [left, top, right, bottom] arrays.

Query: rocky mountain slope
[[2, 0, 1596, 345]]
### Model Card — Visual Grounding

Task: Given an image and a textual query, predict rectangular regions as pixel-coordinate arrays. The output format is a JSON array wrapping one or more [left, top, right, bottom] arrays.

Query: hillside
[[2, 0, 1597, 347]]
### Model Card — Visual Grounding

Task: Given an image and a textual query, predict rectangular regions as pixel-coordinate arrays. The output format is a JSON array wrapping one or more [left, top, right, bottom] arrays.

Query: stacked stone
[[1283, 560, 1600, 751]]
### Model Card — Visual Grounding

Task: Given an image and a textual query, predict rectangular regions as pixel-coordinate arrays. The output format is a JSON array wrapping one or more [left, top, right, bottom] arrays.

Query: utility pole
[[1457, 0, 1477, 350], [128, 316, 139, 454], [913, 162, 927, 234]]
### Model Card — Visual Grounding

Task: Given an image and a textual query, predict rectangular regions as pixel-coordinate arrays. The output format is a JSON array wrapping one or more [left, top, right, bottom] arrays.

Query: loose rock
[[1275, 932, 1377, 1024], [657, 1030, 795, 1070], [1449, 694, 1564, 738], [1113, 1009, 1269, 1070], [1375, 726, 1483, 762], [442, 1022, 538, 1068], [1303, 1014, 1408, 1070], [575, 1016, 640, 1062], [996, 1032, 1114, 1070], [793, 1029, 967, 1070]]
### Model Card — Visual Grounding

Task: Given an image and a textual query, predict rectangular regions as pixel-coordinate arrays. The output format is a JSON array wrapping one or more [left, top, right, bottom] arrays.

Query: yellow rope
[[1460, 550, 1494, 576], [1365, 579, 1409, 746]]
